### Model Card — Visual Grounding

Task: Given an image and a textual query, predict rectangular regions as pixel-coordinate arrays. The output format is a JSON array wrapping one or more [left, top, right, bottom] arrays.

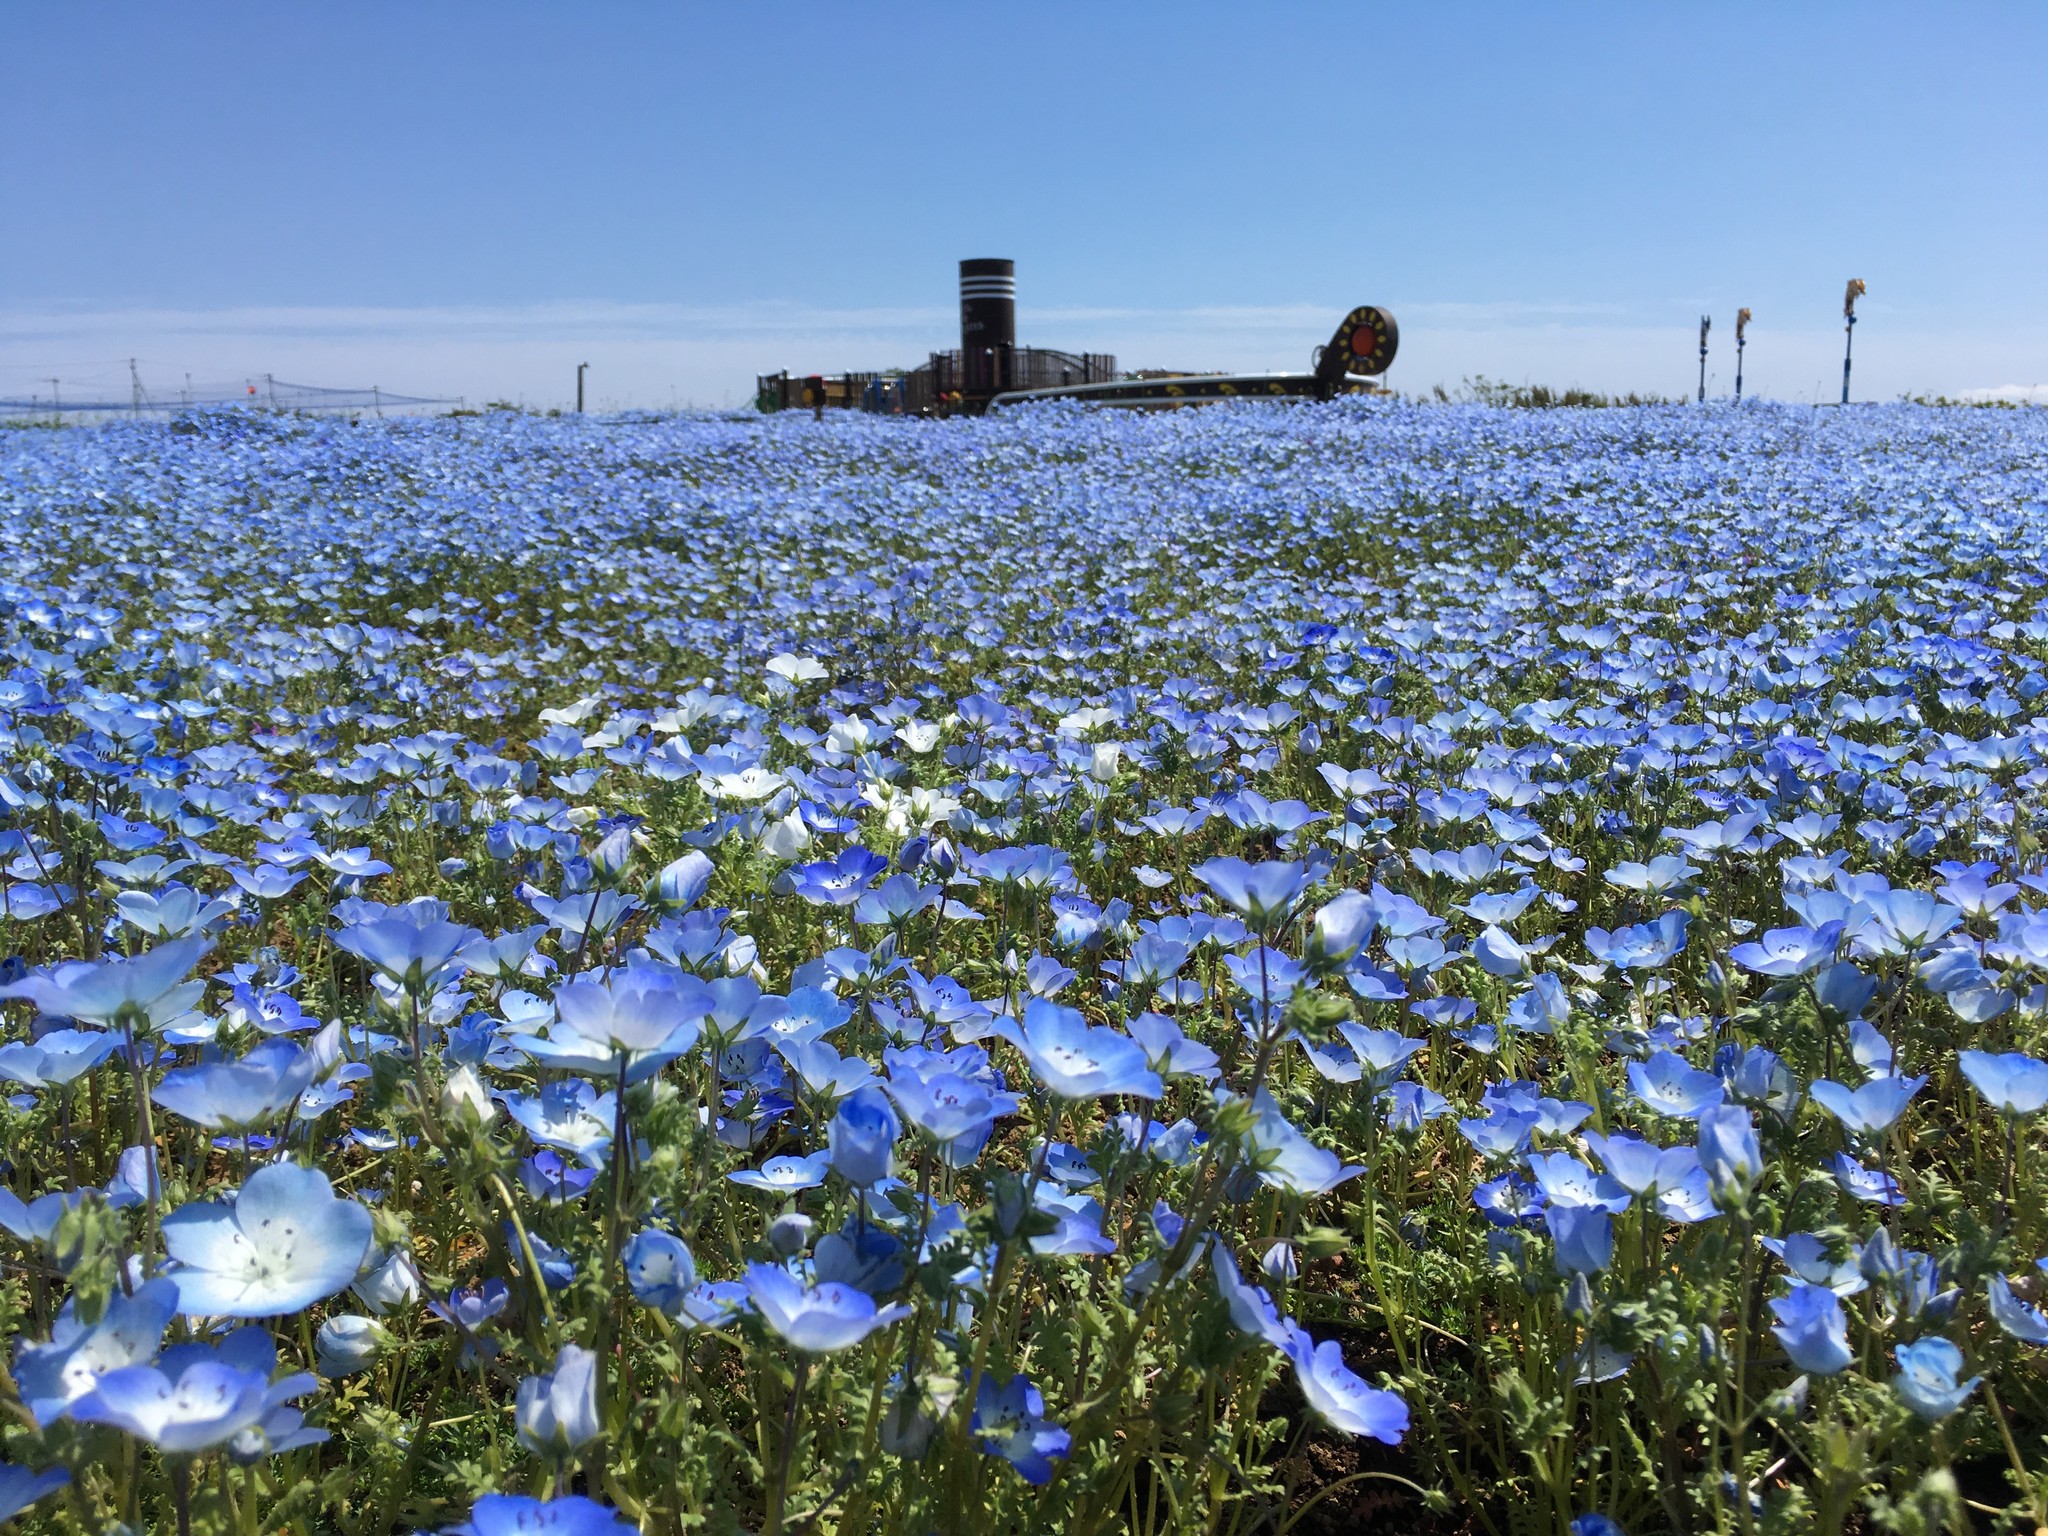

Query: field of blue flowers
[[0, 397, 2045, 1535]]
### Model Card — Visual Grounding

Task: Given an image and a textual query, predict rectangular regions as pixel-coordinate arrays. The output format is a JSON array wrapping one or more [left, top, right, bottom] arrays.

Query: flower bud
[[316, 1314, 391, 1378], [439, 1065, 495, 1130]]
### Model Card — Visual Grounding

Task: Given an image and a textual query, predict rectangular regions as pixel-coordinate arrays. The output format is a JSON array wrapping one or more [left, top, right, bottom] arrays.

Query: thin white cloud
[[2, 301, 2042, 412]]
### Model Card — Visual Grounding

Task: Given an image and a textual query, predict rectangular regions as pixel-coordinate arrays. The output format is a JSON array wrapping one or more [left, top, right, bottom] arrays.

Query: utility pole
[[1697, 315, 1711, 402], [1734, 310, 1751, 402], [1841, 279, 1866, 405], [129, 358, 144, 416], [46, 379, 59, 422], [577, 362, 589, 414]]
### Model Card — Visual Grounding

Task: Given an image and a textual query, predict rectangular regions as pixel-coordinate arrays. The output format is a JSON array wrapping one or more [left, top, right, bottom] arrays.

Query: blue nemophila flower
[[1581, 1133, 1694, 1198], [1334, 1025, 1425, 1092], [152, 1024, 337, 1131], [1813, 961, 1878, 1022], [1281, 1326, 1408, 1443], [333, 914, 478, 997], [553, 969, 708, 1056], [0, 934, 209, 1027], [0, 1464, 69, 1524], [788, 846, 890, 908], [622, 1230, 698, 1313], [515, 1344, 602, 1459], [1526, 1152, 1632, 1213], [1190, 858, 1311, 933], [1012, 1000, 1162, 1100], [1473, 1173, 1545, 1228], [155, 1329, 327, 1462], [501, 1079, 616, 1168], [813, 1221, 908, 1292], [1242, 1089, 1365, 1196], [1459, 1107, 1539, 1161], [1570, 1517, 1627, 1536], [426, 1280, 513, 1368], [69, 1354, 296, 1453], [1584, 912, 1688, 971], [855, 872, 943, 927], [0, 1027, 120, 1088], [1987, 1275, 2048, 1345], [1713, 1044, 1802, 1122], [1505, 973, 1571, 1036], [972, 1373, 1071, 1485], [827, 1085, 901, 1186], [1303, 890, 1375, 970], [1545, 1205, 1614, 1274], [1625, 1051, 1725, 1118], [1697, 1105, 1763, 1208], [1384, 1080, 1452, 1134], [1128, 1012, 1220, 1083], [888, 1068, 999, 1144], [1485, 1080, 1592, 1137], [1809, 1074, 1924, 1138], [1831, 1152, 1905, 1205], [781, 1038, 878, 1100], [1769, 1284, 1853, 1374], [1890, 1337, 1979, 1420], [161, 1161, 374, 1317], [13, 1277, 180, 1425], [1760, 1232, 1865, 1295], [742, 1263, 909, 1353], [1212, 1246, 1294, 1348], [226, 863, 307, 903], [1859, 1232, 1958, 1328], [1857, 890, 1964, 958], [1603, 855, 1696, 896], [448, 1494, 637, 1536], [1730, 922, 1843, 978], [1472, 925, 1534, 977], [1958, 1050, 2048, 1117], [652, 849, 715, 910]]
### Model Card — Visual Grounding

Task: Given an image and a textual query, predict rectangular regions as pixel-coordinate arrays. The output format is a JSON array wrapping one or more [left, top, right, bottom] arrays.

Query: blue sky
[[4, 4, 2042, 408]]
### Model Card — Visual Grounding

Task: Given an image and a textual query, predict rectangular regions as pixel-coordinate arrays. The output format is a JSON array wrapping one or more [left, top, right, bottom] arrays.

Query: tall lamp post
[[1697, 315, 1711, 402], [1734, 309, 1751, 402], [1840, 280, 1865, 405], [577, 362, 589, 414]]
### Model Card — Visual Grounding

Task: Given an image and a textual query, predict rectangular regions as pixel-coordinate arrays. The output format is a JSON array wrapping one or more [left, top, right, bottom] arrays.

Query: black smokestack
[[960, 258, 1015, 397]]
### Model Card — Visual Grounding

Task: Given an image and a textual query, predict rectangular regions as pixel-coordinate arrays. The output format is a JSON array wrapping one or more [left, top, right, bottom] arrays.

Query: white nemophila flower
[[440, 1064, 497, 1126], [161, 1162, 374, 1318]]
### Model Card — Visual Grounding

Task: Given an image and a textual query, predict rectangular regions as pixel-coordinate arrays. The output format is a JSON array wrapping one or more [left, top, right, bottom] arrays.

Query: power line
[[0, 371, 456, 414]]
